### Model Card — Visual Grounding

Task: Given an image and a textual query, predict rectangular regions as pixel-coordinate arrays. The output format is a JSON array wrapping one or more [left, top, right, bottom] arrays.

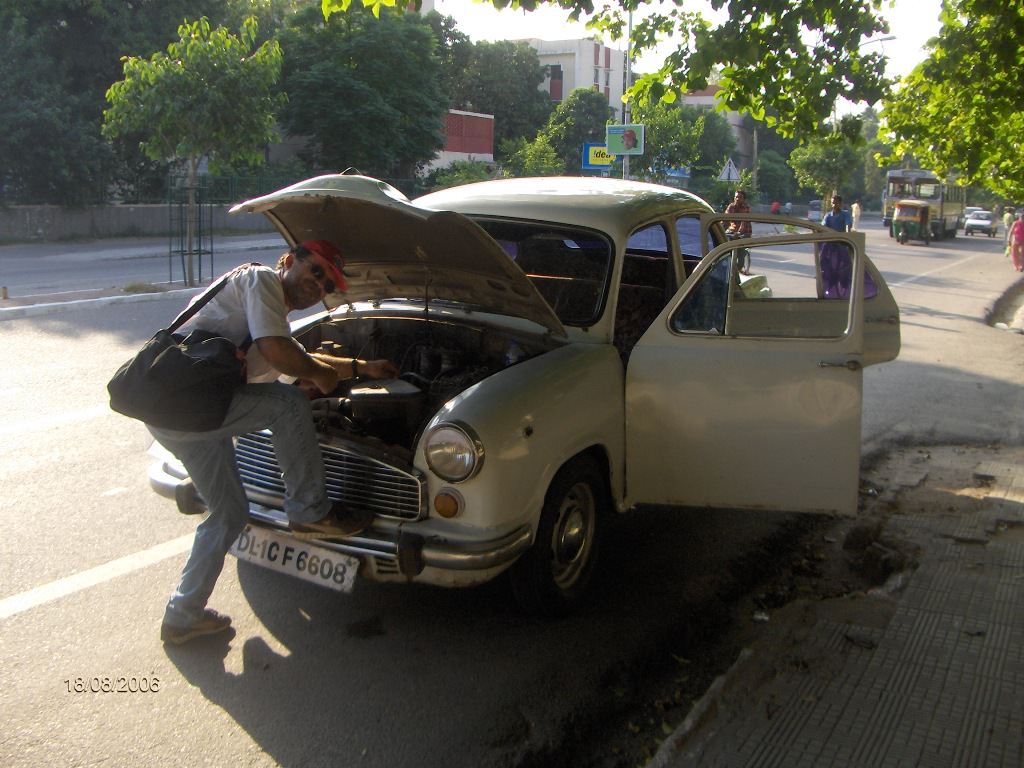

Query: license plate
[[230, 525, 359, 593]]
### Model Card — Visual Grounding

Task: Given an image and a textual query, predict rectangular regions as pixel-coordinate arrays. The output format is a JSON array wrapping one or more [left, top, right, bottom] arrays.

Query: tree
[[0, 0, 235, 205], [278, 5, 446, 180], [756, 149, 796, 204], [321, 0, 891, 139], [540, 88, 614, 174], [628, 100, 703, 182], [882, 1, 1024, 200], [422, 10, 474, 110], [502, 135, 564, 177], [103, 17, 283, 285], [682, 106, 736, 190], [451, 40, 554, 153], [788, 130, 861, 202]]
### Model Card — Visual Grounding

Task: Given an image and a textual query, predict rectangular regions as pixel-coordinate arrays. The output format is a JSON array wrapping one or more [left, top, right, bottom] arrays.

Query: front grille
[[235, 431, 425, 520]]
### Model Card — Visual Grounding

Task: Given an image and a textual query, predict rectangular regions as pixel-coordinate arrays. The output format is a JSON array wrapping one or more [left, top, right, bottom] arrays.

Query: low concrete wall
[[0, 204, 274, 243]]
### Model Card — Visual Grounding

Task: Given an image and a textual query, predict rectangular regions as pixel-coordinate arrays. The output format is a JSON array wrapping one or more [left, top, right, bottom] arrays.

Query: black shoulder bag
[[107, 269, 255, 432]]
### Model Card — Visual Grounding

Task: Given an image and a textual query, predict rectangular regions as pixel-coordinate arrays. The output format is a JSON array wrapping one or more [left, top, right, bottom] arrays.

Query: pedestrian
[[783, 201, 793, 215], [1010, 213, 1024, 272], [851, 199, 862, 230], [771, 200, 781, 215], [724, 189, 752, 235], [151, 240, 398, 645], [1003, 207, 1015, 246], [822, 194, 851, 232], [724, 189, 753, 274]]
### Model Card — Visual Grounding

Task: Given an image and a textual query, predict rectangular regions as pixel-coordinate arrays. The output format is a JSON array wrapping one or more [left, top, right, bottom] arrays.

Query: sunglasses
[[308, 262, 336, 295]]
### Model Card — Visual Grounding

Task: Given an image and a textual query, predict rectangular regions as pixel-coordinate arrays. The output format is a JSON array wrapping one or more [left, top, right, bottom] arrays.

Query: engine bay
[[295, 313, 560, 450]]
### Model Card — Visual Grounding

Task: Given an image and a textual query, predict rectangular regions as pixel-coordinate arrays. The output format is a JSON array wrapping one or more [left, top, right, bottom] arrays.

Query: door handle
[[818, 359, 862, 372]]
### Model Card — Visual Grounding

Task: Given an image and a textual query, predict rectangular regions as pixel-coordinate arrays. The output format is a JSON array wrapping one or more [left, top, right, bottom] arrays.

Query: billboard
[[582, 143, 614, 170], [606, 124, 645, 155]]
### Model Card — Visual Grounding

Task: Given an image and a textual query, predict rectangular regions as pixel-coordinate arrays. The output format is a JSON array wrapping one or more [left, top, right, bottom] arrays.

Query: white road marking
[[891, 253, 982, 287], [0, 534, 194, 620]]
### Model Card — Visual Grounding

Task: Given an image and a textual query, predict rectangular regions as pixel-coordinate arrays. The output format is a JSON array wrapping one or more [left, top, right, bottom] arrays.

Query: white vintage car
[[149, 174, 900, 615]]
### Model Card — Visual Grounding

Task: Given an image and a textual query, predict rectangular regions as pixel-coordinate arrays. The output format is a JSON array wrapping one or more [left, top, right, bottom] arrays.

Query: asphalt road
[[0, 222, 1021, 767]]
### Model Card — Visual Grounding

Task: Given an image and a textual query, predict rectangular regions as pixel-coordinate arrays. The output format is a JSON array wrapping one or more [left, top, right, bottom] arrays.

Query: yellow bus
[[881, 169, 965, 239]]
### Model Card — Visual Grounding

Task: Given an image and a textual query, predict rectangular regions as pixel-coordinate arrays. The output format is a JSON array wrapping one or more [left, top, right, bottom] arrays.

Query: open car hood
[[230, 174, 566, 337]]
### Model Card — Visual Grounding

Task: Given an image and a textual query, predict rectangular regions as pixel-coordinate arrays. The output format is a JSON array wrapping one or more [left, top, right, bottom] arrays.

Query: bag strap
[[166, 263, 261, 334]]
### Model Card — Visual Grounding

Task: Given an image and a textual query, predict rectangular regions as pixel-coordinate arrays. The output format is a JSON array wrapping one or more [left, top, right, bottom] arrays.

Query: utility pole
[[622, 11, 632, 180]]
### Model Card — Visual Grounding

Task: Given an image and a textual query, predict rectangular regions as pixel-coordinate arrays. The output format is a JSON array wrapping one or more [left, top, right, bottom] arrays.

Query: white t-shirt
[[180, 265, 291, 383]]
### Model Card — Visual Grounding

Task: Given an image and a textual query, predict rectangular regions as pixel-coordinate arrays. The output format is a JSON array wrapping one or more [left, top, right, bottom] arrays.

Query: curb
[[0, 287, 201, 321], [647, 648, 756, 768]]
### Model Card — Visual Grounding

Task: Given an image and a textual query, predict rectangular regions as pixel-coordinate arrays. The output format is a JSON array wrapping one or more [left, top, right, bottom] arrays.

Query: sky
[[428, 0, 943, 82]]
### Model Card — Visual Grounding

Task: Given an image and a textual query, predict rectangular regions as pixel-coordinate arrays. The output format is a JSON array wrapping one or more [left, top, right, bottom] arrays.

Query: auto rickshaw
[[891, 200, 931, 245]]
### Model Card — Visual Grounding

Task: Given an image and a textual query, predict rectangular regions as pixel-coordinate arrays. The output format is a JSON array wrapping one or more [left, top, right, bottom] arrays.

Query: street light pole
[[622, 11, 632, 180]]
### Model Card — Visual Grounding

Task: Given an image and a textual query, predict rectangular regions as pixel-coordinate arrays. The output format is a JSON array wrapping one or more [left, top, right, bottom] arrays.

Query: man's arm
[[310, 353, 400, 381], [256, 336, 338, 394]]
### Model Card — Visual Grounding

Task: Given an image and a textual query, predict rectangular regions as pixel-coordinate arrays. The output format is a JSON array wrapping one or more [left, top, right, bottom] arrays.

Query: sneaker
[[290, 503, 374, 540], [160, 609, 232, 645]]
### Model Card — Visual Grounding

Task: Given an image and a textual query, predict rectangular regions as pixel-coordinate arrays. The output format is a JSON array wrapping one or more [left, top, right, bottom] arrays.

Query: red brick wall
[[444, 112, 494, 155]]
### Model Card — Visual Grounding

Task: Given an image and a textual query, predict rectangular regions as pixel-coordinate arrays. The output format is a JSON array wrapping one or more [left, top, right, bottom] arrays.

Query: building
[[424, 110, 495, 173], [525, 38, 629, 120]]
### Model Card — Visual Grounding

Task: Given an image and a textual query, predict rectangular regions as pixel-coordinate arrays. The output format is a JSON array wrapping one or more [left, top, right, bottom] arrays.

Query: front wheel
[[508, 455, 606, 616]]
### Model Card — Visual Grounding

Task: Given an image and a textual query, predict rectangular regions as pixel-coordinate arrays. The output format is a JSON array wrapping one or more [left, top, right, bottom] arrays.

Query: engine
[[295, 313, 557, 450]]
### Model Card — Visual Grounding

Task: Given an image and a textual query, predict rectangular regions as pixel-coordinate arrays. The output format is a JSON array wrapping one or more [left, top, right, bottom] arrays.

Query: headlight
[[424, 422, 484, 482]]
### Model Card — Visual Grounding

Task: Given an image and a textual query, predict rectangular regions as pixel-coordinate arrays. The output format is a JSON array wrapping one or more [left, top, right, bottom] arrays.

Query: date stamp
[[64, 676, 160, 693]]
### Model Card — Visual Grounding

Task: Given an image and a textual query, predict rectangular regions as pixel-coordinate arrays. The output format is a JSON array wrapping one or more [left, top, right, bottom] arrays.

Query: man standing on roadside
[[851, 199, 862, 230], [151, 240, 398, 645]]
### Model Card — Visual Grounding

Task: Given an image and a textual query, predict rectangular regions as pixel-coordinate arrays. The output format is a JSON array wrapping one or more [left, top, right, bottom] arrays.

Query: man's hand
[[310, 353, 400, 381], [357, 359, 400, 380]]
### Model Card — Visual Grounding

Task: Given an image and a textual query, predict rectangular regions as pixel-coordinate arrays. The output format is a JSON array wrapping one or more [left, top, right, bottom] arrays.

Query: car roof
[[414, 176, 713, 242]]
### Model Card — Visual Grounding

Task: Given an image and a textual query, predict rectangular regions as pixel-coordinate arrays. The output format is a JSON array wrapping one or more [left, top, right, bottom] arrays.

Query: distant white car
[[964, 210, 998, 237], [149, 174, 901, 614]]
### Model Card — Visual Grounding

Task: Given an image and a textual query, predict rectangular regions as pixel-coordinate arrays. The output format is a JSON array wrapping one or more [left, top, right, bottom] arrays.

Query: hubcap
[[550, 481, 595, 589]]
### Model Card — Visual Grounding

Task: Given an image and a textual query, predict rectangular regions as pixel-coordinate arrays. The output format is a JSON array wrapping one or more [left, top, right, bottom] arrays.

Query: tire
[[508, 455, 606, 616]]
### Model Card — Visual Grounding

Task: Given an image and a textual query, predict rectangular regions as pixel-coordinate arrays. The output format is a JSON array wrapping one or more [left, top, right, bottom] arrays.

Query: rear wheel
[[509, 455, 606, 616]]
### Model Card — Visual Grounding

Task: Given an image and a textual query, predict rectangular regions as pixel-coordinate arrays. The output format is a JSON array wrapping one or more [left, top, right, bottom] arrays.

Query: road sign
[[718, 158, 741, 182], [606, 124, 645, 155], [582, 144, 614, 170]]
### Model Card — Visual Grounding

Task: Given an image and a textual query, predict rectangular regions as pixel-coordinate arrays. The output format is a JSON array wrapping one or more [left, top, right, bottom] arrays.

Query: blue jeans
[[149, 382, 330, 628]]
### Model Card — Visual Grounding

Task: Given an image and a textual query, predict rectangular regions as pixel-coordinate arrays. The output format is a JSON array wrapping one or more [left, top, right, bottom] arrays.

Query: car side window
[[672, 238, 860, 339], [616, 223, 675, 360], [675, 216, 703, 276], [671, 255, 730, 334]]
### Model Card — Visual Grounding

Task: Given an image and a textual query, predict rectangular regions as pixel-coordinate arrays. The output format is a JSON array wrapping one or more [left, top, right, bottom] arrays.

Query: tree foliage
[[0, 0, 233, 204], [104, 17, 283, 173], [788, 121, 863, 201], [278, 6, 446, 179], [539, 88, 615, 174], [104, 16, 283, 283], [502, 135, 565, 177], [449, 40, 554, 153], [322, 0, 891, 139], [628, 100, 703, 182], [882, 1, 1024, 200]]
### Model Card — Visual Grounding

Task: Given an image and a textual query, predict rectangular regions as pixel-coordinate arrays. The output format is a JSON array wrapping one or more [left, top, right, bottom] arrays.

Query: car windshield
[[471, 219, 613, 327], [971, 212, 991, 220]]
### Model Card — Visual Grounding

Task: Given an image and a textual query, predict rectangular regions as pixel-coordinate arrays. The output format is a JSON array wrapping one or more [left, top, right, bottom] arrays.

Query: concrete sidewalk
[[651, 445, 1024, 768]]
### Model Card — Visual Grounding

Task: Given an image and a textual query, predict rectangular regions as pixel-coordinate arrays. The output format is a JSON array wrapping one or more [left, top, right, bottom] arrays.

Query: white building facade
[[524, 38, 629, 121]]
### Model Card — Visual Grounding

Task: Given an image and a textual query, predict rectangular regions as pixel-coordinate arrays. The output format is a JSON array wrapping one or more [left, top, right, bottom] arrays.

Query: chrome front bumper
[[148, 459, 532, 580]]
